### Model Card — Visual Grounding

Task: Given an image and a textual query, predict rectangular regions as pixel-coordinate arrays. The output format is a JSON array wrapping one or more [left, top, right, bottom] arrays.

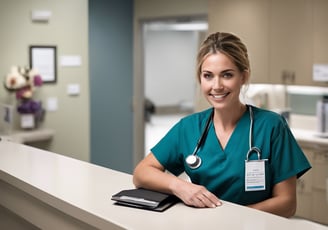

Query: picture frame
[[29, 45, 57, 83]]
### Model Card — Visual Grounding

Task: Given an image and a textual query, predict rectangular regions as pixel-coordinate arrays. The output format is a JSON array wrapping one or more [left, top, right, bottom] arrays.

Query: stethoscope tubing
[[191, 109, 214, 156], [186, 105, 262, 169]]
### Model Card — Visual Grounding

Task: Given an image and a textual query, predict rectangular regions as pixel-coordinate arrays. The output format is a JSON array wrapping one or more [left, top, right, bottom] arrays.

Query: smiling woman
[[133, 32, 311, 218]]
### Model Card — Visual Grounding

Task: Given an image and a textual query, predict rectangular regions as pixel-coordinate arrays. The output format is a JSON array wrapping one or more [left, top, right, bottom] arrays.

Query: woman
[[133, 32, 311, 218]]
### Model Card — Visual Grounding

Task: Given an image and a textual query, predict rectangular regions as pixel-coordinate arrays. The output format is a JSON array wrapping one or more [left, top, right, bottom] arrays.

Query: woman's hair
[[196, 32, 250, 83]]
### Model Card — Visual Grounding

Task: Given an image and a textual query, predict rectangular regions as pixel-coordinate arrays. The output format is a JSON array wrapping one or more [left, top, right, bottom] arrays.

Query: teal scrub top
[[151, 105, 311, 205]]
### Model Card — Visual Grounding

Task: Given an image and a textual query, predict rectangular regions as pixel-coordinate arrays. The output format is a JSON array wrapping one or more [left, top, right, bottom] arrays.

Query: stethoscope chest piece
[[185, 155, 202, 169]]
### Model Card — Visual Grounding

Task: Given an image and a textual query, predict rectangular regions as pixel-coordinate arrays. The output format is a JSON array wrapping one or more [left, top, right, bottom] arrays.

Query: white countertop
[[289, 114, 328, 149], [292, 128, 328, 149], [0, 140, 327, 230]]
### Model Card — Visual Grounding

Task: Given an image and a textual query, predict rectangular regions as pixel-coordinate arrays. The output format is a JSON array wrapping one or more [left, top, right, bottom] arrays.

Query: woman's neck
[[213, 103, 247, 131]]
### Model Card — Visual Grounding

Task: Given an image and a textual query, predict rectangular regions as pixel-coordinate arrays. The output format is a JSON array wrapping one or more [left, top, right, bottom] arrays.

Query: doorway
[[142, 18, 208, 156]]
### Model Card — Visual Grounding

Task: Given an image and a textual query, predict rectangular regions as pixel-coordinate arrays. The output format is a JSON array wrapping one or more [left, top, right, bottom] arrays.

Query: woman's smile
[[211, 92, 229, 99]]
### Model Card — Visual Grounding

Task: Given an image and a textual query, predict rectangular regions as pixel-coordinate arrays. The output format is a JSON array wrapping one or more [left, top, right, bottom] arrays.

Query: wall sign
[[313, 64, 328, 82], [29, 46, 57, 83]]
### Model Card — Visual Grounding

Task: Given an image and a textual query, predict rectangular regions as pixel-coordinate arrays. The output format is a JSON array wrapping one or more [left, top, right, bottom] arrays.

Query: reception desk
[[0, 140, 327, 230]]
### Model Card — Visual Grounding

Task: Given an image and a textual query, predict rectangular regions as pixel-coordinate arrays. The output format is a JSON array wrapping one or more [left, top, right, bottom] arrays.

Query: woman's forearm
[[132, 153, 184, 194], [247, 177, 297, 218], [133, 164, 182, 194], [247, 195, 296, 218]]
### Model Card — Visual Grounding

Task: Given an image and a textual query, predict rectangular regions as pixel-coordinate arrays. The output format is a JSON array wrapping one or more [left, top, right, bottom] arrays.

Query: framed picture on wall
[[29, 45, 57, 83]]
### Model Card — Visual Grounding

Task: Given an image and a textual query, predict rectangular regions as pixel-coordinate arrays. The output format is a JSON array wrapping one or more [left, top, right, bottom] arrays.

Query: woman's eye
[[202, 73, 212, 79], [222, 72, 233, 78]]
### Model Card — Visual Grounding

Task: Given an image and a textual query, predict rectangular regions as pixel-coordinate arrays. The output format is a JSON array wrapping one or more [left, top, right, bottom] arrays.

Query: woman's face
[[200, 52, 248, 110]]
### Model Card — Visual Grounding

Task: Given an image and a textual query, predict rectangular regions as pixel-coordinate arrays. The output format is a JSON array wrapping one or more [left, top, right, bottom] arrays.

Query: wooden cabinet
[[311, 150, 328, 224], [268, 0, 313, 85], [296, 148, 313, 219], [313, 0, 328, 63], [208, 0, 328, 86], [269, 0, 328, 86], [296, 146, 328, 225], [313, 0, 328, 83]]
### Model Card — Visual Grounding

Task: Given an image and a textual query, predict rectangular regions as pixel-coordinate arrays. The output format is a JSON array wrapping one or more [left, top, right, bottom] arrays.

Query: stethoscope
[[185, 105, 262, 169]]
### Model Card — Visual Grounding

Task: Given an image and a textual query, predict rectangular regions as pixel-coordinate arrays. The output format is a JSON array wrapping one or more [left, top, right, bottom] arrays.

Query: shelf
[[0, 129, 54, 144]]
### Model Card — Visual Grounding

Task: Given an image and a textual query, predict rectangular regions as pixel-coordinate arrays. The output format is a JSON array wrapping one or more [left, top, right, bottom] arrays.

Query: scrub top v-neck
[[151, 106, 311, 205]]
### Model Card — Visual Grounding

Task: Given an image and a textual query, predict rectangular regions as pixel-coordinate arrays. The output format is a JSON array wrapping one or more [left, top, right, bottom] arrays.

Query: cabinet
[[313, 0, 328, 66], [296, 145, 328, 225], [269, 0, 313, 85], [208, 0, 328, 86], [296, 148, 313, 218], [311, 150, 328, 224]]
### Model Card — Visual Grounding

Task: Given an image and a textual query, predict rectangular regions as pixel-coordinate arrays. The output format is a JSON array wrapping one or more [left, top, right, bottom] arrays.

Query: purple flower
[[17, 100, 42, 114], [33, 75, 43, 86]]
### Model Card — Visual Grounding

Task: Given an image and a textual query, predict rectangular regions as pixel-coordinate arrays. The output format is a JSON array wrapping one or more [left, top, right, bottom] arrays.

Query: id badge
[[245, 160, 266, 191]]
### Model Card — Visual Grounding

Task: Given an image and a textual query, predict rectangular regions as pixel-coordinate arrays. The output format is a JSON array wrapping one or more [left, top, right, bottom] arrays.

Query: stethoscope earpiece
[[185, 155, 202, 169]]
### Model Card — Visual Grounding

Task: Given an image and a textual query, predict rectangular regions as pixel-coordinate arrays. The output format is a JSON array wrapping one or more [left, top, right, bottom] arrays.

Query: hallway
[[145, 113, 185, 156]]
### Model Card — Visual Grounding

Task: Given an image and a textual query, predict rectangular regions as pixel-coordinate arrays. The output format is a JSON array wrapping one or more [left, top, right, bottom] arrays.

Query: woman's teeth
[[212, 93, 228, 99]]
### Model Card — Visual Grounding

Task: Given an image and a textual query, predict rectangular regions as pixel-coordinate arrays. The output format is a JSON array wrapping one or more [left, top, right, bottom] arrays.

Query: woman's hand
[[170, 179, 222, 208], [133, 153, 221, 208]]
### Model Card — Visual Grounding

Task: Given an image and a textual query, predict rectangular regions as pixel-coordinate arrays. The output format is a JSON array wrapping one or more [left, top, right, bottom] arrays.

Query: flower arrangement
[[4, 66, 45, 127]]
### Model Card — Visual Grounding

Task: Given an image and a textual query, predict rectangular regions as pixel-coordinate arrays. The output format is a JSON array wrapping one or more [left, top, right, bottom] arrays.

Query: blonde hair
[[196, 32, 250, 83]]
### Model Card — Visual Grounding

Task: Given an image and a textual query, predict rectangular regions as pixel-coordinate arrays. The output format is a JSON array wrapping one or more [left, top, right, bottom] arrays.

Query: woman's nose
[[213, 76, 223, 89]]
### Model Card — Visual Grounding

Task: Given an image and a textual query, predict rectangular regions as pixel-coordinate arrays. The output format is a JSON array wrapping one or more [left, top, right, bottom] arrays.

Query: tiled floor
[[144, 113, 186, 156], [144, 112, 191, 180]]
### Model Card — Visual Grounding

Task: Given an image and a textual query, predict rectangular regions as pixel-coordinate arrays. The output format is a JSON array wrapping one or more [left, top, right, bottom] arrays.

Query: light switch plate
[[47, 97, 58, 111], [67, 84, 80, 96], [31, 10, 52, 22]]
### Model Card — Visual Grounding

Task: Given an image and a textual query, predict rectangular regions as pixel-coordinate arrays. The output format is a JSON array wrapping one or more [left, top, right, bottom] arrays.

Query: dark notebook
[[111, 188, 179, 212]]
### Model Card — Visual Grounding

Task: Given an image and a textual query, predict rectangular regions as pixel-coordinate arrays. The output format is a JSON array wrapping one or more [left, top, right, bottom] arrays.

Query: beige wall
[[0, 0, 90, 161]]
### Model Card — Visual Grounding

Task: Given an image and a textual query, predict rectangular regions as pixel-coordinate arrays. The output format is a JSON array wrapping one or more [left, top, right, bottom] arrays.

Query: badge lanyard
[[244, 106, 268, 192]]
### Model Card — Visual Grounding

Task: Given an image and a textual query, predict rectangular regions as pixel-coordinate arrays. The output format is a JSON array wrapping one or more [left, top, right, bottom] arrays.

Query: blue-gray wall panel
[[89, 0, 133, 173]]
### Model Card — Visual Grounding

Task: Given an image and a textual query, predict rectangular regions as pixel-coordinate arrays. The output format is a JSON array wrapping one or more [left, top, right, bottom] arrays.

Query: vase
[[20, 114, 35, 129]]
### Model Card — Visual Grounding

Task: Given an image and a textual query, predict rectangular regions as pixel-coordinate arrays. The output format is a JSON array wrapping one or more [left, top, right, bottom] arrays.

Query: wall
[[0, 0, 90, 161]]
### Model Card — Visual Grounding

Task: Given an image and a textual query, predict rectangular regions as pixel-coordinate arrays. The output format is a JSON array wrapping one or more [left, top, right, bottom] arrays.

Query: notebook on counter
[[111, 188, 179, 212]]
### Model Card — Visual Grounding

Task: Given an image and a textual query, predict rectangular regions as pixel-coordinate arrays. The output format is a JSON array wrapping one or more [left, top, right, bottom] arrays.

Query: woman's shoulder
[[250, 105, 288, 126], [181, 107, 213, 123], [251, 105, 278, 115], [173, 108, 213, 130], [165, 108, 212, 135]]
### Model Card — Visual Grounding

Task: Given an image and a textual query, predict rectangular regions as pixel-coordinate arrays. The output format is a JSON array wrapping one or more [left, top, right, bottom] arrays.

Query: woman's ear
[[242, 70, 250, 84]]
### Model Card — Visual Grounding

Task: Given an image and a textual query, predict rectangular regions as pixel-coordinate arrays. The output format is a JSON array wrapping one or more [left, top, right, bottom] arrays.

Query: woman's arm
[[247, 176, 297, 218], [133, 153, 221, 208]]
